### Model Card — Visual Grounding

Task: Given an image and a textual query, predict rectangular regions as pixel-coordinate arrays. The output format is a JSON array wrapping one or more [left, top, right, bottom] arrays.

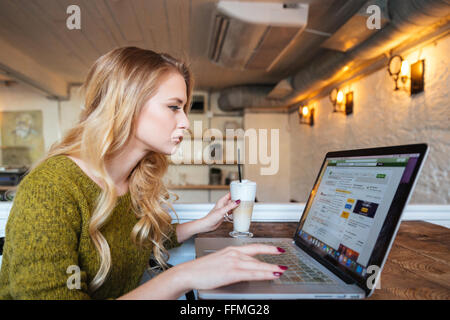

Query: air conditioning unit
[[208, 1, 309, 71]]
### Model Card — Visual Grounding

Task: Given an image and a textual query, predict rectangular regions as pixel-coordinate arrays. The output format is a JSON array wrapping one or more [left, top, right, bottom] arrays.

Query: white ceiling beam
[[0, 36, 68, 98]]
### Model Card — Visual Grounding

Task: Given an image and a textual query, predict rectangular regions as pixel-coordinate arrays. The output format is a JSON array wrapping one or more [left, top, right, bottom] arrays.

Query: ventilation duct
[[321, 0, 390, 52], [208, 1, 309, 71], [217, 85, 283, 111]]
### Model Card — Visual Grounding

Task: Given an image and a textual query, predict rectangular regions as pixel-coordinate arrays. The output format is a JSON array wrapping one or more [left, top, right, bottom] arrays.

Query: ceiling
[[0, 0, 367, 96]]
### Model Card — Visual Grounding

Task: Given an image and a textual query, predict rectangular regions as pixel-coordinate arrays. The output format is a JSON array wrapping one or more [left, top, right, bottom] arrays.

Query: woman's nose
[[178, 112, 190, 131]]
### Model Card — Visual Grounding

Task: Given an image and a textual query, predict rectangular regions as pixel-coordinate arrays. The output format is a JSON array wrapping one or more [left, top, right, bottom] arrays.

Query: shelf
[[167, 184, 230, 190]]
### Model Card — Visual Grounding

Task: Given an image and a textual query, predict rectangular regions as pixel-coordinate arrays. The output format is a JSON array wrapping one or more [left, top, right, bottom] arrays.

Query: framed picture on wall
[[0, 110, 44, 166]]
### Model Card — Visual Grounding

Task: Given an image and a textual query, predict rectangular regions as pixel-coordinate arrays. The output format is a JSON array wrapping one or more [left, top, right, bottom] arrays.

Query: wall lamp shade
[[329, 89, 353, 115], [345, 92, 353, 115], [298, 105, 314, 126], [410, 60, 425, 95]]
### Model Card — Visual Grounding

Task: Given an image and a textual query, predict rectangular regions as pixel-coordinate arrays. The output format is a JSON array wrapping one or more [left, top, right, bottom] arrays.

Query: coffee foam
[[230, 179, 256, 201]]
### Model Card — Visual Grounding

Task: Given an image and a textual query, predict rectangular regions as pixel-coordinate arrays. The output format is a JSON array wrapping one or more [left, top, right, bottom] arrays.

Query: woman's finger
[[231, 244, 285, 256], [217, 199, 240, 215], [236, 270, 284, 283], [235, 257, 287, 273]]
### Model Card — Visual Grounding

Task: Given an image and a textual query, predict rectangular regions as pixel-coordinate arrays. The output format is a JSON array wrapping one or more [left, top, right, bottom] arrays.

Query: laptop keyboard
[[252, 241, 335, 285]]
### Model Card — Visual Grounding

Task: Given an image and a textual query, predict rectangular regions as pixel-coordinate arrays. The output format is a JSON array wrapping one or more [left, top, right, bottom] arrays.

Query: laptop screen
[[295, 152, 422, 282]]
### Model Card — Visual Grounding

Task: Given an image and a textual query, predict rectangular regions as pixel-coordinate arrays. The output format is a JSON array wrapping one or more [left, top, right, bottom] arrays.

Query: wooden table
[[197, 221, 450, 300]]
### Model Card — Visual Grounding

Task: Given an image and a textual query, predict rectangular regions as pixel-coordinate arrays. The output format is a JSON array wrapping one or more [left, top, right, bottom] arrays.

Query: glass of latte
[[225, 179, 257, 238]]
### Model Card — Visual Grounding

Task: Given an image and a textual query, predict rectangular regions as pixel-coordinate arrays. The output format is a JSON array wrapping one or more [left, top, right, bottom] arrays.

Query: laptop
[[195, 143, 429, 299]]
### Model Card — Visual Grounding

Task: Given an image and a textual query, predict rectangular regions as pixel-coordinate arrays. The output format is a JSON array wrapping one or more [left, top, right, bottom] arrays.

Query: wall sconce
[[298, 105, 314, 126], [388, 55, 425, 95], [329, 88, 353, 115]]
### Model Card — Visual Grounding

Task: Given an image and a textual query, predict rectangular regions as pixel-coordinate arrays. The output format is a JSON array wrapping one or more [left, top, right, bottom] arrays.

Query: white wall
[[59, 86, 84, 136], [243, 112, 291, 202], [288, 35, 450, 204]]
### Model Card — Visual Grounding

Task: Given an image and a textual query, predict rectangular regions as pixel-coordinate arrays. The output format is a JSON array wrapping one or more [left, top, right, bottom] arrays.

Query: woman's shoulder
[[33, 154, 75, 174], [16, 155, 99, 201], [15, 155, 102, 206], [20, 155, 75, 187], [8, 156, 85, 225]]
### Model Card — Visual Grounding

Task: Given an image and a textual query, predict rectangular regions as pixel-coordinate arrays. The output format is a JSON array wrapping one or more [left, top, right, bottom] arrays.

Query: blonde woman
[[0, 47, 287, 300]]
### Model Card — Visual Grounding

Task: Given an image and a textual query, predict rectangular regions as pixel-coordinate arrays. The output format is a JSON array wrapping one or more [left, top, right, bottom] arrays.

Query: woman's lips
[[173, 136, 183, 144]]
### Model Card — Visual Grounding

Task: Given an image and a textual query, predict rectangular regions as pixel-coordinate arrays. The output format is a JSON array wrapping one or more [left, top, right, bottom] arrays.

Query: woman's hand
[[199, 192, 240, 233], [175, 192, 239, 242], [119, 243, 287, 299], [174, 244, 287, 292]]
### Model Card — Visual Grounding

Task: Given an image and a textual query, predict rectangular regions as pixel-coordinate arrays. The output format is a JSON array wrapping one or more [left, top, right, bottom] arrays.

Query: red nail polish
[[236, 199, 241, 204], [279, 265, 288, 270], [277, 247, 285, 253], [273, 272, 282, 277]]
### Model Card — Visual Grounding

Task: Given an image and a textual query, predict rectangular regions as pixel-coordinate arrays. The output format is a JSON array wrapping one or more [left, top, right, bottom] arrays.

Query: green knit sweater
[[0, 155, 181, 300]]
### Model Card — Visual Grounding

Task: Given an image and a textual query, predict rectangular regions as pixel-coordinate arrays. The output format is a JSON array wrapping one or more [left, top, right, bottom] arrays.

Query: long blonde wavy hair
[[31, 47, 193, 293]]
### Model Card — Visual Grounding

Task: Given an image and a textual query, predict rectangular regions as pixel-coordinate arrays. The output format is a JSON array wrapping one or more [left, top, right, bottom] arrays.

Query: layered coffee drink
[[228, 179, 257, 238], [232, 201, 254, 232]]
